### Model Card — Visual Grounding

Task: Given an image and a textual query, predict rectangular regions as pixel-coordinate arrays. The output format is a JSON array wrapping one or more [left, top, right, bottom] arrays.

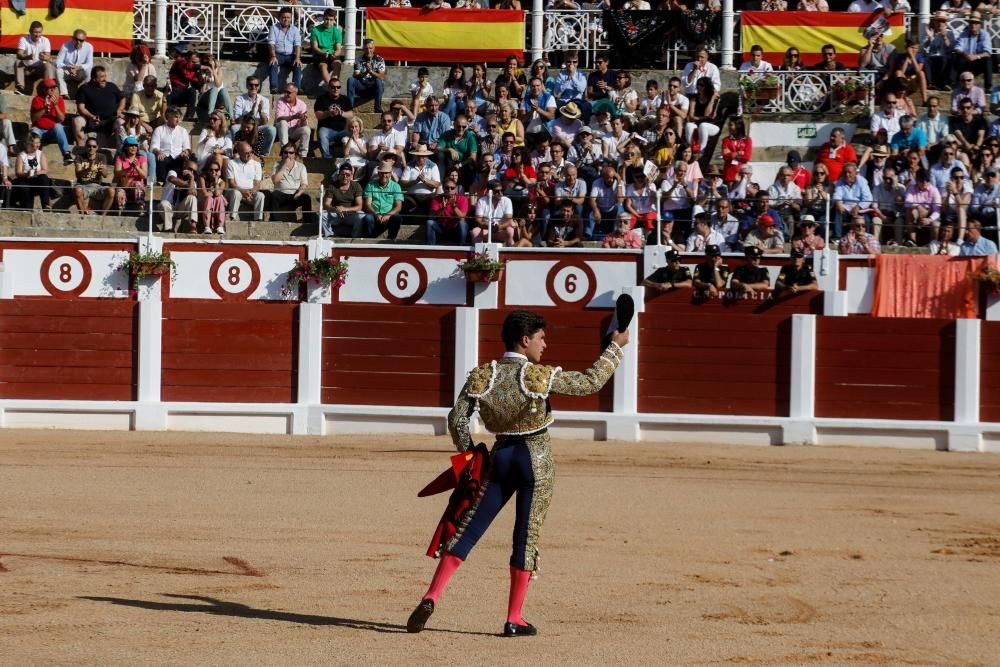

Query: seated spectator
[[692, 244, 728, 296], [699, 163, 729, 207], [960, 219, 999, 255], [73, 66, 125, 147], [268, 7, 303, 94], [401, 144, 441, 216], [123, 44, 156, 98], [642, 249, 693, 291], [928, 222, 961, 256], [547, 198, 584, 248], [889, 115, 927, 157], [785, 151, 810, 190], [159, 158, 199, 232], [858, 129, 890, 171], [711, 197, 741, 250], [113, 137, 148, 212], [473, 180, 515, 245], [150, 107, 191, 184], [197, 54, 232, 124], [950, 97, 988, 154], [586, 54, 615, 107], [685, 211, 726, 253], [730, 246, 770, 295], [923, 12, 954, 90], [871, 163, 905, 243], [413, 97, 452, 151], [903, 167, 942, 245], [859, 32, 896, 81], [588, 164, 624, 239], [811, 44, 847, 72], [970, 167, 1000, 225], [553, 52, 591, 122], [570, 127, 604, 185], [660, 160, 696, 235], [514, 203, 543, 247], [437, 114, 479, 183], [495, 55, 527, 103], [838, 216, 882, 254], [364, 161, 404, 239], [321, 162, 365, 238], [426, 179, 470, 245], [73, 138, 115, 214], [624, 170, 658, 232], [318, 77, 358, 160], [685, 77, 721, 155], [198, 161, 227, 234], [166, 45, 199, 122], [721, 117, 751, 185], [231, 77, 277, 156], [0, 93, 16, 157], [438, 65, 468, 122], [941, 165, 972, 235], [833, 162, 873, 233], [225, 142, 265, 224], [232, 115, 269, 161], [195, 112, 233, 171], [815, 127, 858, 183], [554, 163, 586, 218], [929, 143, 969, 193], [743, 214, 784, 254], [739, 45, 775, 78], [870, 94, 902, 137], [602, 212, 645, 248], [11, 134, 51, 210], [15, 21, 56, 96], [275, 84, 310, 158], [918, 95, 949, 146], [131, 76, 166, 134], [409, 67, 434, 116], [348, 39, 386, 114], [551, 102, 584, 146], [30, 79, 74, 166], [775, 248, 819, 293], [790, 216, 825, 257], [55, 30, 93, 100], [768, 165, 803, 235], [681, 47, 721, 97], [953, 12, 991, 92], [310, 9, 344, 86], [887, 38, 927, 106], [271, 143, 316, 226], [608, 70, 639, 123]]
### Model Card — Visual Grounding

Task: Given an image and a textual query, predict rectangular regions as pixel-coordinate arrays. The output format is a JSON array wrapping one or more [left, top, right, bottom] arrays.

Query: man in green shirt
[[436, 113, 479, 186], [309, 9, 344, 86], [364, 161, 404, 240]]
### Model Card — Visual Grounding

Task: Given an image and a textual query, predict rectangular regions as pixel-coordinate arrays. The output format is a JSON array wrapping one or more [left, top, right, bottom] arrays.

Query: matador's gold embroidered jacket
[[447, 342, 625, 451]]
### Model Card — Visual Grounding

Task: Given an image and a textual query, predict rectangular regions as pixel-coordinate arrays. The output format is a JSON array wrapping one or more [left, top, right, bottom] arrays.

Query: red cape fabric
[[871, 254, 993, 319], [425, 443, 491, 559]]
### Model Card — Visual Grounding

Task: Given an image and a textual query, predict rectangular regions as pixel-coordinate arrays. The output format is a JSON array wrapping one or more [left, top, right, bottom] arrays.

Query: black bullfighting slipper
[[406, 599, 434, 633], [502, 621, 538, 637]]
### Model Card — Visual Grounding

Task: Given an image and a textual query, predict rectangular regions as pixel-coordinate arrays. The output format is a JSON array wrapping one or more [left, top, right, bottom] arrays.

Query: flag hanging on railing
[[0, 0, 134, 54], [741, 11, 905, 68], [365, 8, 524, 63]]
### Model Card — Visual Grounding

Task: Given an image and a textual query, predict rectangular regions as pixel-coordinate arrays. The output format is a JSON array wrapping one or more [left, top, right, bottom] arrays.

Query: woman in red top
[[721, 116, 751, 185]]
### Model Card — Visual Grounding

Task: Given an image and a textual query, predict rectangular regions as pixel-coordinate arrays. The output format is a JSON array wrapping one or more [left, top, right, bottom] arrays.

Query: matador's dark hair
[[502, 310, 546, 351]]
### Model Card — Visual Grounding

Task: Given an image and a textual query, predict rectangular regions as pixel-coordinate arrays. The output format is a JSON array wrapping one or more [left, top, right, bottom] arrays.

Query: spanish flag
[[1, 0, 134, 54], [741, 11, 906, 68], [366, 8, 524, 63]]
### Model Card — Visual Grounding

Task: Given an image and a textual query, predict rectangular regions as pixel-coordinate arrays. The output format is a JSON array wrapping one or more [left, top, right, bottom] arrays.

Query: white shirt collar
[[503, 351, 527, 360]]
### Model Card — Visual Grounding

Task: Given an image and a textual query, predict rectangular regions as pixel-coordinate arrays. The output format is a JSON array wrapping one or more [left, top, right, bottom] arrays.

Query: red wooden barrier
[[638, 289, 822, 417], [0, 299, 137, 400], [815, 317, 956, 421], [979, 322, 1000, 423], [162, 302, 299, 403], [322, 304, 456, 407], [479, 308, 614, 412]]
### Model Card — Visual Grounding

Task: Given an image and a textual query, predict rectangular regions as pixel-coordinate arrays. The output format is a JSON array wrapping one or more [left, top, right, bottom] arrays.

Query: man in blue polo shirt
[[268, 7, 302, 94], [889, 115, 927, 157], [960, 220, 999, 255]]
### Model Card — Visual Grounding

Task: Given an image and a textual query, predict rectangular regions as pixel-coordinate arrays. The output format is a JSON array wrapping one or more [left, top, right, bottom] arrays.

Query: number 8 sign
[[545, 261, 597, 306], [377, 259, 428, 304], [208, 251, 261, 301], [40, 249, 93, 297]]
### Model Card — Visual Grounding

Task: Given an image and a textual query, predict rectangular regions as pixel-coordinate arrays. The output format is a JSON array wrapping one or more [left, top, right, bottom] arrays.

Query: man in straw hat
[[551, 102, 584, 146], [924, 12, 955, 89], [401, 144, 441, 217], [953, 11, 992, 91]]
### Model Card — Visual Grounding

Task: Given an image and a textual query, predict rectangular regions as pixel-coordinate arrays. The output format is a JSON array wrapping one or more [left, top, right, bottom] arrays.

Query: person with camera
[[30, 78, 75, 166], [347, 39, 386, 114], [159, 157, 199, 232]]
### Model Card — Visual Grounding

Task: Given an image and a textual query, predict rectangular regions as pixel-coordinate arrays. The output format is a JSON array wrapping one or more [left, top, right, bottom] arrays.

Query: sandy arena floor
[[1, 429, 998, 666]]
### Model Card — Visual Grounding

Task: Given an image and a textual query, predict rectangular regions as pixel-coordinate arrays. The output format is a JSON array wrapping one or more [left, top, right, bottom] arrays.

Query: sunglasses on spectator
[[444, 186, 456, 191], [331, 85, 342, 89], [283, 150, 296, 155], [961, 104, 973, 110], [789, 52, 800, 57], [248, 82, 260, 88], [822, 51, 835, 56], [86, 143, 98, 148]]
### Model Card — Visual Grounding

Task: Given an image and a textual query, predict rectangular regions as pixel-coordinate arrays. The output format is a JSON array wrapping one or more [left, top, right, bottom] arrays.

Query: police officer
[[642, 249, 692, 291], [692, 244, 729, 296], [775, 248, 818, 293], [730, 246, 771, 295]]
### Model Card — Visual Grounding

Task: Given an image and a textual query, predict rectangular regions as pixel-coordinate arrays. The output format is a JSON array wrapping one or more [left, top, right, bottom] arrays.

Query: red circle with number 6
[[377, 259, 428, 304], [545, 260, 597, 306]]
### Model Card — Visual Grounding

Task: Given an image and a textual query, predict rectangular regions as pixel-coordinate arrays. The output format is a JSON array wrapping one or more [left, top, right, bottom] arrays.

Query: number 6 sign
[[40, 249, 93, 297], [377, 259, 428, 304], [545, 261, 597, 306]]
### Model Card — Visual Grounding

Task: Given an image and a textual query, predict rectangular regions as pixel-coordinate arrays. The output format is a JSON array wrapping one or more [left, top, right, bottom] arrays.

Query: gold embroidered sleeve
[[447, 386, 475, 453], [549, 343, 624, 397]]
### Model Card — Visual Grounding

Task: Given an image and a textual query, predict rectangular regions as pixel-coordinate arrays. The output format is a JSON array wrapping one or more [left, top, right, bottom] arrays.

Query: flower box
[[463, 266, 505, 283]]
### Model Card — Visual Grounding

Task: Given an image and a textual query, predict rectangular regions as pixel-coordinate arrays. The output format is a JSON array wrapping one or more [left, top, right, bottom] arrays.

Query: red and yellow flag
[[1, 0, 134, 53], [741, 11, 906, 68], [365, 8, 524, 63]]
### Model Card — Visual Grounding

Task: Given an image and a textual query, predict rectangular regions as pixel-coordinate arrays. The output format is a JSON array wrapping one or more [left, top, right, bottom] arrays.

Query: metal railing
[[739, 70, 878, 115]]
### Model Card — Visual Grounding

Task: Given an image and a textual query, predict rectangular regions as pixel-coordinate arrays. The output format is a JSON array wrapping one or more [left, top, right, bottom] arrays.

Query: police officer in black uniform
[[730, 246, 771, 295], [642, 249, 693, 291], [692, 244, 729, 296], [775, 248, 819, 293]]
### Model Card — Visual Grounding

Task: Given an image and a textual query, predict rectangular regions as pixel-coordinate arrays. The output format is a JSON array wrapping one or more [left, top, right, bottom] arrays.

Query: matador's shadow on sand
[[79, 594, 494, 636]]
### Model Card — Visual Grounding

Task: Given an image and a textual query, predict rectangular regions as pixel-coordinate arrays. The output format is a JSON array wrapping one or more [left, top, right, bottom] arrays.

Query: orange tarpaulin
[[871, 254, 995, 319]]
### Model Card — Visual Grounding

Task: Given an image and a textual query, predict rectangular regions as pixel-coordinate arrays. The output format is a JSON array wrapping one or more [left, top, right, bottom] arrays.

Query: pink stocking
[[507, 566, 532, 625], [423, 552, 462, 604]]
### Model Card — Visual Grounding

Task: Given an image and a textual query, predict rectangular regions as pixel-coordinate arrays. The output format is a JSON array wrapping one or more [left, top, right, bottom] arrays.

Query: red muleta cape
[[422, 443, 491, 558]]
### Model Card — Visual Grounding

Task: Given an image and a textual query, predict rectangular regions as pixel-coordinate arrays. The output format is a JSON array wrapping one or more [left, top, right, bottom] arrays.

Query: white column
[[721, 0, 735, 71], [530, 0, 544, 64], [607, 285, 643, 442], [134, 237, 166, 429], [155, 0, 168, 59], [642, 242, 666, 281], [297, 303, 324, 407], [454, 307, 480, 401], [784, 314, 818, 445], [951, 318, 982, 452], [344, 0, 358, 66], [918, 0, 931, 41]]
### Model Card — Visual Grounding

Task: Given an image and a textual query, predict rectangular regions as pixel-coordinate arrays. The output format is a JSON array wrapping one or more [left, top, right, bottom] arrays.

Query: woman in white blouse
[[195, 112, 233, 171]]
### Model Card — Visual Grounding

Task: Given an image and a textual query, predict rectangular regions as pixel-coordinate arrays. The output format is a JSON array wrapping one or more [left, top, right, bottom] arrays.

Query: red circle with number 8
[[208, 251, 261, 301], [39, 249, 93, 298]]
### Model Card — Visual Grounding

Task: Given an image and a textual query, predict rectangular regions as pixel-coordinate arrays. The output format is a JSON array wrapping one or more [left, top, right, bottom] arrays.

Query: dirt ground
[[1, 430, 999, 666]]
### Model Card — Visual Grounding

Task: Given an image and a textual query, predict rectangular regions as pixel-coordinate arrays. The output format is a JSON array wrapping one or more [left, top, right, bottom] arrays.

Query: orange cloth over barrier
[[870, 254, 993, 319]]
